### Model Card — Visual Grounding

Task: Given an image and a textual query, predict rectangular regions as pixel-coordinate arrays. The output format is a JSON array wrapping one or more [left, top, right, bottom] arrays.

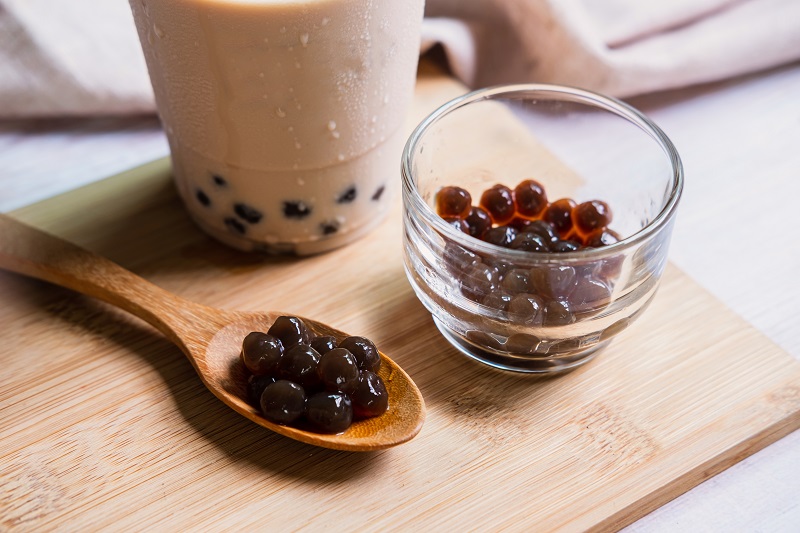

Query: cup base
[[433, 316, 607, 374]]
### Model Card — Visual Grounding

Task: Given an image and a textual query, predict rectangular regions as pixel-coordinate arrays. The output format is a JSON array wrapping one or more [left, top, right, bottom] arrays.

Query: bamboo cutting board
[[2, 68, 800, 532]]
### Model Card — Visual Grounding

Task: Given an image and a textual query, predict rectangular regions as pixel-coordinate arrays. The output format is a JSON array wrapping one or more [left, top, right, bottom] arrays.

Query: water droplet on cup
[[300, 33, 309, 47], [276, 107, 286, 118]]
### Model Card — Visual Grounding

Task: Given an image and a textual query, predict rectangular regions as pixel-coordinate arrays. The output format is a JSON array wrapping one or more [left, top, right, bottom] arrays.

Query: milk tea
[[130, 0, 424, 254]]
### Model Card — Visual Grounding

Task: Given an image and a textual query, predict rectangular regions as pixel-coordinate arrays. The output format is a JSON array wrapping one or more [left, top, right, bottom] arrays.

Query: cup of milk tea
[[129, 0, 425, 255]]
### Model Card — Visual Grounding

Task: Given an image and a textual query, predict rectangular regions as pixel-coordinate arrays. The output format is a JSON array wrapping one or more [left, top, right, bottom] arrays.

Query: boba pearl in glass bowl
[[402, 85, 683, 373]]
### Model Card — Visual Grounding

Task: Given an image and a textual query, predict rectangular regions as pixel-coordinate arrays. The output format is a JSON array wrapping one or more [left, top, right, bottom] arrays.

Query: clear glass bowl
[[402, 85, 683, 373]]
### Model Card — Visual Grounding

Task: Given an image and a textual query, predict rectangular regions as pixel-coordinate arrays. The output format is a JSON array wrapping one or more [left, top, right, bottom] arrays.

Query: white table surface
[[2, 63, 799, 531]]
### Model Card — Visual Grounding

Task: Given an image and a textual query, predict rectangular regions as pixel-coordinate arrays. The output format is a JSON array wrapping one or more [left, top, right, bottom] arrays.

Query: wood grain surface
[[2, 67, 800, 531]]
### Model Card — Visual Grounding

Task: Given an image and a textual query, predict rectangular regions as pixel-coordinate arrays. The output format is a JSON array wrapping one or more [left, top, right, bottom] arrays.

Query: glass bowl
[[401, 84, 683, 373]]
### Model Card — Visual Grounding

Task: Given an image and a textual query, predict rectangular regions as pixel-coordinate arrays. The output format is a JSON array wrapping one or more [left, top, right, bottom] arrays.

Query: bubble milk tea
[[130, 0, 425, 254]]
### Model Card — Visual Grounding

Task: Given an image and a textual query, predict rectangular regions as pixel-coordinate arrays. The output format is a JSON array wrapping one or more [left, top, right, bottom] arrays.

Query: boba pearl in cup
[[130, 0, 425, 254]]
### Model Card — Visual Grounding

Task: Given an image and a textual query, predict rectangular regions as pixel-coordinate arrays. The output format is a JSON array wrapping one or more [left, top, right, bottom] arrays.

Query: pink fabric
[[2, 0, 799, 117]]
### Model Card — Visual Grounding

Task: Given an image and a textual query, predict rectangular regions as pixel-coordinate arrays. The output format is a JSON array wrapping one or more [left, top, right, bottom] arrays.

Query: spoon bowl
[[0, 214, 425, 451]]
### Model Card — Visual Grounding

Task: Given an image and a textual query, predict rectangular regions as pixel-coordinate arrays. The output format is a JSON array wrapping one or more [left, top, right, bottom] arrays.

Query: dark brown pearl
[[573, 200, 613, 236], [241, 332, 284, 376], [550, 240, 582, 253], [568, 277, 612, 313], [519, 220, 559, 242], [339, 336, 381, 373], [500, 269, 531, 293], [508, 293, 545, 325], [464, 206, 493, 240], [442, 216, 469, 233], [543, 198, 577, 238], [268, 316, 313, 350], [435, 186, 472, 219], [513, 179, 548, 218], [350, 371, 389, 419], [510, 232, 549, 252], [543, 299, 576, 326], [479, 184, 515, 225], [584, 228, 620, 247], [483, 225, 518, 248], [460, 262, 500, 301], [482, 290, 514, 312]]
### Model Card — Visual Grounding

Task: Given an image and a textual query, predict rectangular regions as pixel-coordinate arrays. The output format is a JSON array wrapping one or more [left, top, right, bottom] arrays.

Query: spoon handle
[[0, 214, 213, 349]]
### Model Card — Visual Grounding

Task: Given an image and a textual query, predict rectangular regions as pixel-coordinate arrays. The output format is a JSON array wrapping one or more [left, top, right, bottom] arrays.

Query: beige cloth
[[2, 0, 799, 117]]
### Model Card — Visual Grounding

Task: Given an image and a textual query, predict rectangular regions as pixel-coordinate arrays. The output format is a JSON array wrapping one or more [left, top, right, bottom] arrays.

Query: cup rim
[[401, 83, 684, 261]]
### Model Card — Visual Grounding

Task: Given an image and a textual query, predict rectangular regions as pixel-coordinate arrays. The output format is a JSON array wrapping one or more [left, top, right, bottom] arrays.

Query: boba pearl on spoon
[[0, 214, 425, 452]]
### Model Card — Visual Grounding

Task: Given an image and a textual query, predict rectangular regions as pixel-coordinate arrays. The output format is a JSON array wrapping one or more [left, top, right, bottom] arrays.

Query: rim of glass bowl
[[401, 84, 684, 262]]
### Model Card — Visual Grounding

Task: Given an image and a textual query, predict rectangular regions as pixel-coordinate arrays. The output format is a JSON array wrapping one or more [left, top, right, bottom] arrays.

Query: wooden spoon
[[0, 214, 425, 451]]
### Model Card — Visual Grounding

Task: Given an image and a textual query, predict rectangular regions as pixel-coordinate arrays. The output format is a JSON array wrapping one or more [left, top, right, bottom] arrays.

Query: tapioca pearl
[[339, 336, 381, 372], [510, 232, 549, 252], [337, 186, 357, 204], [483, 225, 518, 248], [543, 198, 577, 238], [283, 201, 312, 219], [317, 348, 359, 393], [482, 290, 513, 312], [372, 185, 385, 201], [529, 265, 577, 300], [460, 262, 500, 302], [584, 228, 620, 248], [241, 331, 284, 376], [572, 200, 612, 236], [500, 269, 531, 293], [350, 371, 389, 418], [196, 189, 211, 207], [505, 333, 541, 354], [320, 220, 340, 235], [260, 380, 306, 425], [443, 241, 481, 274], [596, 255, 624, 284], [435, 186, 472, 219], [268, 315, 313, 350], [464, 206, 492, 240], [442, 216, 469, 233], [224, 217, 246, 235], [305, 392, 353, 433], [519, 220, 559, 243], [234, 203, 263, 224], [482, 257, 513, 278], [310, 335, 337, 355], [513, 179, 548, 219], [507, 293, 545, 325], [246, 374, 277, 406], [568, 277, 612, 313], [278, 344, 321, 390], [550, 240, 582, 253], [212, 174, 228, 187], [543, 299, 576, 326], [479, 184, 515, 225]]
